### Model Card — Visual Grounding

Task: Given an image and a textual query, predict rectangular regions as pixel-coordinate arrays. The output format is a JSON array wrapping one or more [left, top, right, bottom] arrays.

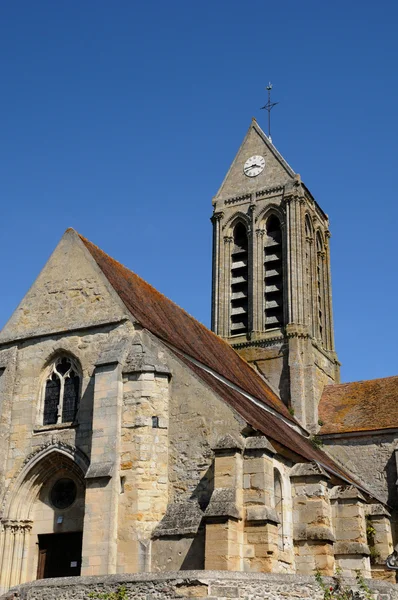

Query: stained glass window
[[43, 375, 60, 425], [62, 374, 80, 423], [42, 357, 80, 426]]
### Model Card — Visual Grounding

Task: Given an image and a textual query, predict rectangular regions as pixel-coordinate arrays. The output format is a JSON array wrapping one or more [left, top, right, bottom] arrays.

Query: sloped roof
[[319, 376, 398, 435], [79, 233, 295, 424], [78, 232, 378, 493]]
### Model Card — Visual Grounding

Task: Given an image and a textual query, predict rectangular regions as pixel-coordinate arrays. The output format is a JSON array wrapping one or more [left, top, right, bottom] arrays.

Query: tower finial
[[260, 82, 278, 142]]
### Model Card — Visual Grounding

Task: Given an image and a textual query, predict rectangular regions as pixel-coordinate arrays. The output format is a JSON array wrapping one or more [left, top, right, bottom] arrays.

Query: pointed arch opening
[[0, 445, 88, 590], [305, 215, 314, 333], [316, 231, 326, 343], [264, 215, 284, 329], [230, 222, 249, 336]]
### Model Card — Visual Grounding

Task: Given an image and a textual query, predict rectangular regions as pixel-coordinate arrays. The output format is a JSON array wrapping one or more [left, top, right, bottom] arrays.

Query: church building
[[0, 119, 397, 595]]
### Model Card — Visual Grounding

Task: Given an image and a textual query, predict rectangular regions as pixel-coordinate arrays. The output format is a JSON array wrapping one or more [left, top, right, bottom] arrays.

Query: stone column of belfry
[[221, 235, 233, 338], [204, 434, 244, 571], [248, 203, 256, 334], [211, 212, 223, 333], [284, 188, 309, 425], [243, 437, 279, 572], [254, 228, 265, 333], [324, 231, 337, 363], [290, 463, 335, 576], [330, 486, 371, 577]]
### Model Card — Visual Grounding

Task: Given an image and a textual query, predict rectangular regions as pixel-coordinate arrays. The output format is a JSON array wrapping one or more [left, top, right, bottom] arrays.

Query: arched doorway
[[0, 443, 88, 592]]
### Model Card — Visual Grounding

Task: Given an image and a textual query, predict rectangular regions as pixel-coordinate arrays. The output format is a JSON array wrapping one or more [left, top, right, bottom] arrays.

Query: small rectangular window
[[152, 416, 159, 429]]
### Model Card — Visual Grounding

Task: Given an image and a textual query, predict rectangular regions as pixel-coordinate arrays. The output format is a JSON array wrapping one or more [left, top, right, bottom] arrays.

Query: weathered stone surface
[[85, 461, 113, 479], [213, 434, 244, 453], [290, 461, 330, 480], [244, 436, 275, 454], [245, 506, 279, 524], [205, 490, 240, 520], [152, 501, 203, 537], [334, 541, 370, 556], [330, 485, 366, 501]]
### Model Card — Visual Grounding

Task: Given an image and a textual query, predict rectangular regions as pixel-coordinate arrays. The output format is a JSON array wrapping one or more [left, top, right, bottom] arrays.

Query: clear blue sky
[[1, 1, 397, 383]]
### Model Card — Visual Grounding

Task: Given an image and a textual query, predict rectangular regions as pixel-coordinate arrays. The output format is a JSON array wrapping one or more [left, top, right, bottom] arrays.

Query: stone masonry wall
[[324, 433, 398, 551], [323, 433, 398, 507], [2, 571, 398, 600]]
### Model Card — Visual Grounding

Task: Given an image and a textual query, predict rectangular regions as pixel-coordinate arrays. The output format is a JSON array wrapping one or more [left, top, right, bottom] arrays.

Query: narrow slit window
[[230, 222, 249, 336], [274, 468, 284, 550], [264, 216, 284, 329]]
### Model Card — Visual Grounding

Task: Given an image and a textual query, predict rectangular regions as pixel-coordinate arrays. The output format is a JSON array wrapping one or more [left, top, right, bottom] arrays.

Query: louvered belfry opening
[[264, 215, 284, 330], [230, 222, 249, 336]]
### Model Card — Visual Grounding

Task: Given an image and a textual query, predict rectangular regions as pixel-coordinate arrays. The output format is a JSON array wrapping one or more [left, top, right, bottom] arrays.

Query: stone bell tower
[[211, 118, 340, 432]]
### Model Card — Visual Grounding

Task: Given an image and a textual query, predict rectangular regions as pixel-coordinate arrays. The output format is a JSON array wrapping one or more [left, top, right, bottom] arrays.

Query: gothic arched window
[[230, 222, 249, 336], [274, 468, 284, 550], [264, 215, 284, 329], [316, 231, 325, 343], [43, 356, 81, 426]]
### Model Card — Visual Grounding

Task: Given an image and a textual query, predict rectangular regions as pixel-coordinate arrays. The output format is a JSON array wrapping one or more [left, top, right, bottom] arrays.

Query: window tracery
[[42, 356, 80, 426]]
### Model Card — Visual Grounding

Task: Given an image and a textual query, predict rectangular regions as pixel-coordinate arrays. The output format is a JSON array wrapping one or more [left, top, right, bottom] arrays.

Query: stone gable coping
[[290, 461, 330, 480], [244, 436, 276, 455], [245, 505, 280, 524], [213, 434, 244, 453], [205, 488, 241, 520], [329, 485, 367, 502], [152, 500, 203, 538], [85, 461, 113, 480]]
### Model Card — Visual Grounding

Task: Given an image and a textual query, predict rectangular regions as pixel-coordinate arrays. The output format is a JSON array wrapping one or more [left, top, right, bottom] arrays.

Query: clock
[[243, 155, 265, 177]]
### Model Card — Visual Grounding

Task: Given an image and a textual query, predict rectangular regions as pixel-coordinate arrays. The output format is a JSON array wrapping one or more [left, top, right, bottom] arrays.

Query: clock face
[[243, 155, 265, 177]]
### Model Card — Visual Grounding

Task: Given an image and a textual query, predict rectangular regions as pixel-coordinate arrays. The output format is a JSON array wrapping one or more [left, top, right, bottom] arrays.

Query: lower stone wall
[[1, 571, 398, 600]]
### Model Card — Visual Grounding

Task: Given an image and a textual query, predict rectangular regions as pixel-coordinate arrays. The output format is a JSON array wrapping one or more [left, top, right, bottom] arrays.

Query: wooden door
[[37, 532, 83, 579]]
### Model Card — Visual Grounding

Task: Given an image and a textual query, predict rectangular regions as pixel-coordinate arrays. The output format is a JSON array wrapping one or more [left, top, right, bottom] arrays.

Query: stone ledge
[[2, 570, 398, 600]]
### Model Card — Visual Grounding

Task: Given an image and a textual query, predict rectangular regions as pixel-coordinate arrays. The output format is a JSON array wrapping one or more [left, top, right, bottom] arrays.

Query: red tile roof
[[319, 376, 398, 435], [78, 232, 378, 493]]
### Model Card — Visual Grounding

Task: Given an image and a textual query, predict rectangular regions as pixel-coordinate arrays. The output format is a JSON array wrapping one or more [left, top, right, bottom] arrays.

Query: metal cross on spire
[[260, 82, 278, 142]]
